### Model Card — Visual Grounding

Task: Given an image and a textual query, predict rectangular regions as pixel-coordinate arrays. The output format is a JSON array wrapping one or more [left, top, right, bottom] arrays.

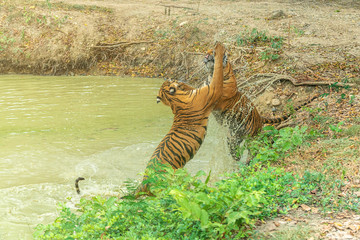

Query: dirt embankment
[[2, 0, 359, 116], [1, 0, 359, 79]]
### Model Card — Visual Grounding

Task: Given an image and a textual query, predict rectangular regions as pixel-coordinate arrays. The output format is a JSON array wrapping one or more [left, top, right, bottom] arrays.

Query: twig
[[92, 41, 154, 49], [233, 46, 267, 51], [159, 4, 194, 10], [306, 68, 331, 82], [287, 18, 291, 48], [184, 51, 204, 56], [276, 120, 298, 130]]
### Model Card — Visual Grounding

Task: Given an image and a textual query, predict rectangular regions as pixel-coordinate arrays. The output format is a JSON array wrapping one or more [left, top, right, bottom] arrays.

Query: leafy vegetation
[[235, 27, 283, 61], [33, 124, 359, 239], [238, 125, 312, 164]]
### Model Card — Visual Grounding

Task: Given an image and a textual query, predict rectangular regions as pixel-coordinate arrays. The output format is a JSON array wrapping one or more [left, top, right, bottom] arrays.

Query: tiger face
[[156, 79, 195, 111], [204, 49, 228, 74]]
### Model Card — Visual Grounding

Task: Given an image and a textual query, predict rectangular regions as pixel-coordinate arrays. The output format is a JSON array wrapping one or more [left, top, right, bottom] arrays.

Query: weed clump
[[235, 27, 283, 61]]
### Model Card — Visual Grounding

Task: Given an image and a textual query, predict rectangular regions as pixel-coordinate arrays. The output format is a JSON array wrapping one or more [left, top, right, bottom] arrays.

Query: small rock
[[311, 207, 319, 213], [179, 21, 188, 27], [280, 95, 287, 100], [272, 98, 281, 106], [301, 204, 312, 212], [266, 86, 274, 92], [266, 101, 271, 105], [268, 10, 287, 20]]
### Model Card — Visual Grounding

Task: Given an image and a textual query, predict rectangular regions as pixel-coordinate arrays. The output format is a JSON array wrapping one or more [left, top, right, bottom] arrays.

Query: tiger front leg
[[208, 42, 225, 104]]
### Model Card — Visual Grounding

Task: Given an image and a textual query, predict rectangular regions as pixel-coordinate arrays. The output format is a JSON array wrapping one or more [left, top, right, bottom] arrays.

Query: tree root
[[239, 73, 355, 97]]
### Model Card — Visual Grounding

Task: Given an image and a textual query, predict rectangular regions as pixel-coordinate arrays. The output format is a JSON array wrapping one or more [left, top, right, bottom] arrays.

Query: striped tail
[[75, 177, 85, 194], [262, 95, 318, 124]]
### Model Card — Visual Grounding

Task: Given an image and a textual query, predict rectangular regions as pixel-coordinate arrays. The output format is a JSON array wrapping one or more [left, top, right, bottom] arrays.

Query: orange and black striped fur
[[203, 50, 317, 159], [133, 43, 226, 197]]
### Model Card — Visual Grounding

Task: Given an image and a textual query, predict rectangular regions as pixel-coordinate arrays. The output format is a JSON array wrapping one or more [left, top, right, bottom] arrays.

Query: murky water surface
[[0, 75, 234, 239]]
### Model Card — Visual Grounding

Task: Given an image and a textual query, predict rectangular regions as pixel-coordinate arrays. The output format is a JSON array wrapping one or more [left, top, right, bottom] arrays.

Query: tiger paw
[[214, 42, 225, 58]]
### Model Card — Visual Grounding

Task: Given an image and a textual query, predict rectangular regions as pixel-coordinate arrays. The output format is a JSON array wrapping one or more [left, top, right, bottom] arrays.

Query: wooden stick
[[92, 41, 154, 48], [159, 4, 194, 10]]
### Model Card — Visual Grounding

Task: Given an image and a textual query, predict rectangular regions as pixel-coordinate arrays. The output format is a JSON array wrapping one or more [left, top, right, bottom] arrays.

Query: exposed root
[[239, 73, 355, 97]]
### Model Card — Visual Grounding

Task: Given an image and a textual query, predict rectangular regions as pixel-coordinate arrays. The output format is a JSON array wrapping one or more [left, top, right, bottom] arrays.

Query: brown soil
[[1, 0, 359, 238], [253, 209, 360, 239]]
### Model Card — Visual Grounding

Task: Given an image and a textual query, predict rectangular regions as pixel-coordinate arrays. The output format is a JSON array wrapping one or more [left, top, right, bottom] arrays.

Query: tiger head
[[203, 49, 228, 74], [156, 79, 194, 112]]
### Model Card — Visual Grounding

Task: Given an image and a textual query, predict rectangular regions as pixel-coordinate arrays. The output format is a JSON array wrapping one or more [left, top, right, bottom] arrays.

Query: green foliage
[[34, 126, 359, 239], [328, 78, 351, 95], [291, 26, 305, 37], [240, 126, 311, 164], [50, 2, 113, 13], [235, 27, 283, 61], [34, 163, 358, 239], [0, 31, 15, 51], [329, 121, 344, 134], [21, 6, 69, 27], [260, 48, 280, 61], [349, 95, 355, 105], [236, 28, 269, 46]]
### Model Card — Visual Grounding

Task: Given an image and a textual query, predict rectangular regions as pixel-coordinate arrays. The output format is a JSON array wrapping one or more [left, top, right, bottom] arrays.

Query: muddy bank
[[1, 0, 359, 85]]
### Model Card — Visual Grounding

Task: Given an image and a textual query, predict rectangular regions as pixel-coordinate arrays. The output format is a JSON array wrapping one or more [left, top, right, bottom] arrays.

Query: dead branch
[[159, 4, 194, 10], [184, 51, 204, 56], [275, 119, 299, 130], [92, 41, 154, 49]]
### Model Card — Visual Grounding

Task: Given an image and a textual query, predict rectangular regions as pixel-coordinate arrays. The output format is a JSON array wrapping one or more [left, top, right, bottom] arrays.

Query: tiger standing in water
[[132, 42, 226, 197]]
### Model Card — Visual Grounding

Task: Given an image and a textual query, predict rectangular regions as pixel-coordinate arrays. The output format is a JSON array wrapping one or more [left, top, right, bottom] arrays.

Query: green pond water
[[0, 75, 234, 239]]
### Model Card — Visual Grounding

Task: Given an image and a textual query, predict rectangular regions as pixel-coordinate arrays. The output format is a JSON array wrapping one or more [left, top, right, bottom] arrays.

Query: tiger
[[132, 42, 226, 197], [203, 50, 318, 160]]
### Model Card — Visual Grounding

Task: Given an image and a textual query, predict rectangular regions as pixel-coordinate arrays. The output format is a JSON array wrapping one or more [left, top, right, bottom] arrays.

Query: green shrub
[[34, 126, 359, 239], [235, 27, 283, 61], [34, 164, 356, 239], [240, 125, 312, 164]]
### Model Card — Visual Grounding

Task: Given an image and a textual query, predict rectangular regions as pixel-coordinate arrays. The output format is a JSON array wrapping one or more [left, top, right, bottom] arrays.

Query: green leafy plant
[[288, 26, 305, 37], [329, 121, 344, 134], [0, 31, 15, 51], [260, 48, 280, 61], [34, 164, 358, 239], [349, 95, 355, 105], [240, 126, 311, 164], [236, 27, 283, 61], [34, 125, 359, 239]]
